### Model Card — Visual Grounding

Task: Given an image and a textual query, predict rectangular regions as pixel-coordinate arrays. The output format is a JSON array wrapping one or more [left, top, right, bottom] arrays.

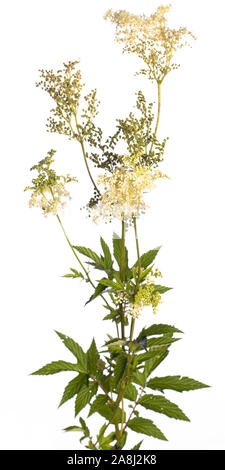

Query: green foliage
[[147, 376, 210, 393], [28, 4, 208, 452], [31, 310, 209, 449], [31, 360, 83, 375], [59, 374, 88, 407], [55, 331, 88, 372], [87, 338, 99, 376], [62, 268, 84, 279], [133, 247, 161, 270], [132, 440, 143, 450], [128, 417, 167, 441], [75, 385, 93, 416], [139, 394, 190, 421], [73, 246, 103, 266]]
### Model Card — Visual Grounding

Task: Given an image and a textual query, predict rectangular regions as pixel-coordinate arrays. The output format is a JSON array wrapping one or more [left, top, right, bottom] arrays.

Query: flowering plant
[[25, 5, 209, 450]]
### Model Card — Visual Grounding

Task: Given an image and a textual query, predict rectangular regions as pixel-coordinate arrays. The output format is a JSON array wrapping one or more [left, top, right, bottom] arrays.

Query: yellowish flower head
[[128, 273, 163, 319], [92, 159, 168, 222], [104, 5, 195, 82], [28, 180, 72, 217], [25, 150, 78, 217]]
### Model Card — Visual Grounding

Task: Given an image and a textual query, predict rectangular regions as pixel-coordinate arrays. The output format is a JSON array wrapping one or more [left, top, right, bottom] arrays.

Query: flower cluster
[[92, 157, 168, 222], [24, 150, 78, 216], [104, 5, 196, 82], [36, 61, 101, 148], [36, 61, 84, 139], [128, 268, 163, 318]]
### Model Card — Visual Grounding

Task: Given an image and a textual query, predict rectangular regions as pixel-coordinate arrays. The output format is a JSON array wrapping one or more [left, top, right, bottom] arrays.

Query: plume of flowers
[[104, 5, 196, 82], [24, 150, 78, 216], [92, 155, 168, 223]]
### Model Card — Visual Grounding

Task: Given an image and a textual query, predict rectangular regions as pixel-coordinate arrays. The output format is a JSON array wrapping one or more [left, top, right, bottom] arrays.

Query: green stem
[[115, 217, 142, 445], [119, 217, 126, 340], [121, 387, 145, 435], [55, 213, 111, 308], [150, 80, 161, 154], [133, 217, 141, 280], [56, 214, 94, 287], [73, 109, 100, 195], [120, 218, 126, 281]]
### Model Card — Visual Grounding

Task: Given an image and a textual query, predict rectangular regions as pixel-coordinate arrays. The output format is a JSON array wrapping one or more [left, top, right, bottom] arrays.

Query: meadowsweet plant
[[25, 5, 209, 450]]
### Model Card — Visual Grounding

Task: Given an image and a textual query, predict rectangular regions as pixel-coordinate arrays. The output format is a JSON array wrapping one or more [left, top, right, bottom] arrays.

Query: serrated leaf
[[62, 268, 84, 279], [123, 383, 138, 402], [87, 338, 99, 375], [113, 354, 127, 387], [152, 284, 172, 294], [147, 335, 181, 349], [136, 345, 169, 364], [112, 235, 129, 276], [73, 246, 102, 265], [139, 394, 190, 421], [127, 417, 167, 441], [137, 324, 183, 341], [75, 385, 92, 416], [88, 394, 108, 417], [132, 440, 143, 450], [147, 375, 210, 393], [100, 237, 113, 270], [89, 394, 123, 423], [59, 373, 88, 407], [142, 351, 169, 378], [132, 370, 146, 387], [55, 331, 87, 372], [31, 360, 82, 375], [85, 282, 106, 305], [133, 247, 161, 270], [98, 278, 123, 291]]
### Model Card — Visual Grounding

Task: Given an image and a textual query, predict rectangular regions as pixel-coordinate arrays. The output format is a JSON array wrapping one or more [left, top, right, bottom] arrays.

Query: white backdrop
[[0, 0, 224, 450]]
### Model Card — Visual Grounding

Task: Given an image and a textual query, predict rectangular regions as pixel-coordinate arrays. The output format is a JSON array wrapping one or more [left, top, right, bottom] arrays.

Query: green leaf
[[100, 237, 113, 270], [85, 282, 106, 305], [147, 375, 210, 393], [75, 385, 92, 416], [136, 345, 169, 364], [152, 285, 172, 294], [73, 246, 102, 265], [132, 440, 143, 450], [99, 431, 116, 450], [63, 425, 83, 432], [55, 331, 87, 372], [104, 338, 127, 349], [88, 394, 108, 417], [58, 373, 88, 407], [147, 334, 181, 349], [62, 268, 84, 279], [139, 394, 190, 421], [112, 234, 129, 276], [123, 383, 138, 402], [113, 354, 127, 387], [132, 370, 146, 387], [79, 417, 90, 439], [89, 394, 123, 423], [133, 247, 161, 270], [142, 351, 169, 378], [137, 323, 183, 340], [31, 360, 82, 375], [87, 338, 99, 376], [98, 278, 123, 290], [127, 417, 167, 441]]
